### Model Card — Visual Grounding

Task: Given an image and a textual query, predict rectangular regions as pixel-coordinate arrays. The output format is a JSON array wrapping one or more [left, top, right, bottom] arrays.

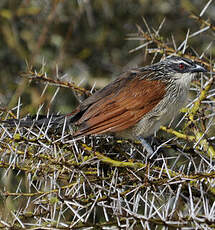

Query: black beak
[[191, 63, 207, 73]]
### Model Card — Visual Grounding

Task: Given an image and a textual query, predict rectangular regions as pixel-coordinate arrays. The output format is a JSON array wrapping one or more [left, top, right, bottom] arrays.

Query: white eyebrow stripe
[[172, 59, 191, 65]]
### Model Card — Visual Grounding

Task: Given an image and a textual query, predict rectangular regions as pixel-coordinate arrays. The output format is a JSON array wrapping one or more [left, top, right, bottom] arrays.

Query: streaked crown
[[154, 56, 207, 74]]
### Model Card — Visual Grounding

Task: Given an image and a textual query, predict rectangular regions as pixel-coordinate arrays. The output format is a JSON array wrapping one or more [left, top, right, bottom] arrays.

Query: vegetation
[[0, 0, 215, 229]]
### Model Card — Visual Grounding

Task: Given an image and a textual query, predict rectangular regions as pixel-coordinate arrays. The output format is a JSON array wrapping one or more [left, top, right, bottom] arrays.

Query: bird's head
[[162, 56, 207, 73], [143, 56, 207, 85]]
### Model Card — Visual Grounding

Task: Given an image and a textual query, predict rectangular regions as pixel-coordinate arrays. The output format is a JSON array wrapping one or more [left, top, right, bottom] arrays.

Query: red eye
[[179, 63, 185, 69]]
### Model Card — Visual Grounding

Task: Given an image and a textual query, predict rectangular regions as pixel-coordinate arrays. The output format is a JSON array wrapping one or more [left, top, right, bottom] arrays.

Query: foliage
[[0, 0, 215, 229]]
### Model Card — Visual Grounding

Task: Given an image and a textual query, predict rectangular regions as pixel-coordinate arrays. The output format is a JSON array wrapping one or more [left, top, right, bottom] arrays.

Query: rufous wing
[[73, 73, 166, 137]]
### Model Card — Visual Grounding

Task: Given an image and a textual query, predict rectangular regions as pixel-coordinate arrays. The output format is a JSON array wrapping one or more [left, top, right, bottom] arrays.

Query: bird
[[2, 56, 207, 154]]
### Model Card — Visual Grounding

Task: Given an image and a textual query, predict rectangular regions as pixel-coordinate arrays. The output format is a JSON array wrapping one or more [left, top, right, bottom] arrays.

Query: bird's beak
[[191, 63, 207, 73]]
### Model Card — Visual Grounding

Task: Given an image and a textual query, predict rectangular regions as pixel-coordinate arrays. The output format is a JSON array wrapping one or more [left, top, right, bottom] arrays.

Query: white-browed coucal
[[2, 56, 207, 154]]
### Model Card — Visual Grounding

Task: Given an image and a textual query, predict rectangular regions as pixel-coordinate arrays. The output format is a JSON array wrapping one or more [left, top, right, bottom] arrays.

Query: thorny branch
[[0, 1, 215, 229]]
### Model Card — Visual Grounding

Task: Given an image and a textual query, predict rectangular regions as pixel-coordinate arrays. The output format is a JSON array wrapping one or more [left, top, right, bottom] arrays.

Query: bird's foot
[[138, 136, 156, 157]]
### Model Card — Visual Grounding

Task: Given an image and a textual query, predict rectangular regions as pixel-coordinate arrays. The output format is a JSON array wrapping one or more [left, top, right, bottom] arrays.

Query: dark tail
[[1, 114, 70, 130]]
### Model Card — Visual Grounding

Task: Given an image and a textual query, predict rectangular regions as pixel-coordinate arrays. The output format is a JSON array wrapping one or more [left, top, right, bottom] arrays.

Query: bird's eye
[[179, 63, 185, 70]]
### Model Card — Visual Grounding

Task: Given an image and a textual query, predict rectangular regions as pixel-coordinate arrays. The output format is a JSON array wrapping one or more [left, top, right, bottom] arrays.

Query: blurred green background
[[0, 0, 214, 115], [0, 1, 214, 227]]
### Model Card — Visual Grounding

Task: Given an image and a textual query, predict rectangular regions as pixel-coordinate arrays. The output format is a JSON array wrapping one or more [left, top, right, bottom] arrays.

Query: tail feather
[[1, 114, 69, 130], [1, 108, 86, 136]]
